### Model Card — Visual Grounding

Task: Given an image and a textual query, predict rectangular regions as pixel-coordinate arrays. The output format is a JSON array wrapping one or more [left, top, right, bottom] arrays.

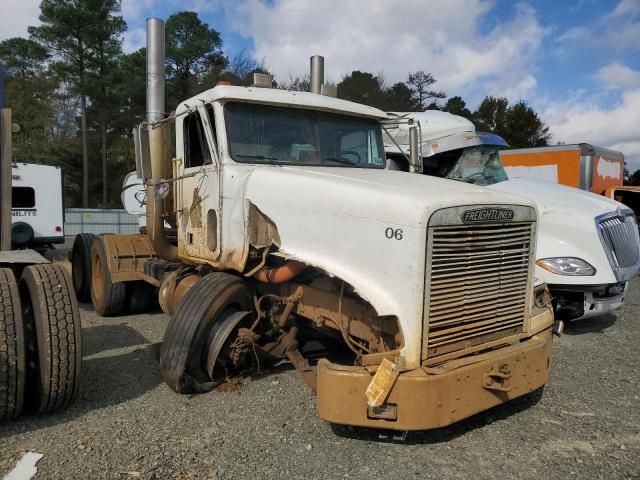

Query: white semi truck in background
[[384, 111, 640, 323], [70, 21, 553, 431]]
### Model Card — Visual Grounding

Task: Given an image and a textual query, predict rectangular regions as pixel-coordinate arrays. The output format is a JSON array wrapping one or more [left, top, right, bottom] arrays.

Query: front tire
[[160, 273, 252, 394]]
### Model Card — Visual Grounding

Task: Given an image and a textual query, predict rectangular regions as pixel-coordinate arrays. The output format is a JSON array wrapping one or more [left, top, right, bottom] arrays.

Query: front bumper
[[317, 329, 553, 431], [550, 282, 628, 321]]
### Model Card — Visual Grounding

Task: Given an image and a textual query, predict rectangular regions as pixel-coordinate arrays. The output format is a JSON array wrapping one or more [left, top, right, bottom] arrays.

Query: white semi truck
[[384, 111, 640, 323], [71, 20, 554, 431]]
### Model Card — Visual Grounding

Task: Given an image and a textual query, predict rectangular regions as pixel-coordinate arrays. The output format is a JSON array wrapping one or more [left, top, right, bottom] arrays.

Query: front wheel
[[160, 273, 252, 394]]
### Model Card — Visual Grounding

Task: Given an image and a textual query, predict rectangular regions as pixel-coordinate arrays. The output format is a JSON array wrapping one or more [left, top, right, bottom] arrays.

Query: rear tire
[[160, 273, 251, 394], [129, 282, 158, 314], [20, 264, 82, 414], [71, 233, 98, 303], [0, 268, 26, 421], [90, 237, 127, 316]]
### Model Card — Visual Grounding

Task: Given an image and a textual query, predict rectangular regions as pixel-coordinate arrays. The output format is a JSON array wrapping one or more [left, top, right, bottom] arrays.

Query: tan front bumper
[[317, 329, 553, 431]]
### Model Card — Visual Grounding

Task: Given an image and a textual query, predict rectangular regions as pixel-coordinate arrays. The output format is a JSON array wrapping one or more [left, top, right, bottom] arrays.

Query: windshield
[[224, 102, 385, 168], [444, 146, 508, 186]]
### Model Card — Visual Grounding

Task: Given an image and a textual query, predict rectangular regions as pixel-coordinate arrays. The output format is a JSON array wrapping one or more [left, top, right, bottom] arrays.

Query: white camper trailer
[[11, 163, 64, 249]]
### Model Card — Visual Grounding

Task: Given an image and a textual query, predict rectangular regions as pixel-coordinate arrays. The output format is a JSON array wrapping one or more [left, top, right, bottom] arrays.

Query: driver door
[[176, 105, 221, 262]]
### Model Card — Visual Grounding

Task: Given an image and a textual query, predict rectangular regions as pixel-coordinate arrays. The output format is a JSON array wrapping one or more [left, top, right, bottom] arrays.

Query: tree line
[[0, 0, 553, 208]]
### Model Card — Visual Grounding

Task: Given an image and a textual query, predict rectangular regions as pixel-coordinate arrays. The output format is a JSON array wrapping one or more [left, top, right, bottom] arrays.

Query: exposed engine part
[[253, 260, 307, 284]]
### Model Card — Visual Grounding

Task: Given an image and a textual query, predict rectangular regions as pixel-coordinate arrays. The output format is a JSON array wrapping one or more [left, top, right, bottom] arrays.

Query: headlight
[[536, 257, 596, 276]]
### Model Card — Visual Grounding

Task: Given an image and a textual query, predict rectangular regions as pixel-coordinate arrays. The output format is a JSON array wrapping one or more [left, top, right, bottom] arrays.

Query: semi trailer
[[71, 20, 553, 431], [0, 92, 82, 422], [384, 111, 640, 322]]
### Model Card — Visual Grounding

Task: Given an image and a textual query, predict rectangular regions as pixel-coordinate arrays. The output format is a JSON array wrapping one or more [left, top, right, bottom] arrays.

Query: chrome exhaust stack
[[145, 18, 178, 261], [310, 55, 324, 94]]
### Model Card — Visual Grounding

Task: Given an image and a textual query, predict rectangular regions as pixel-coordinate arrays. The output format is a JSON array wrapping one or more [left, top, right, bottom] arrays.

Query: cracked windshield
[[445, 145, 508, 186]]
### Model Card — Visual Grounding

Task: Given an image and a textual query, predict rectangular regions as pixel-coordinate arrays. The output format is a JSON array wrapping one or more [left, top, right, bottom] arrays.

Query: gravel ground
[[1, 280, 639, 480]]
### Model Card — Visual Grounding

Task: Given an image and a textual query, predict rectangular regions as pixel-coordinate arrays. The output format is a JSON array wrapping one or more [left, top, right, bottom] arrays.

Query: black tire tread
[[22, 264, 82, 413], [160, 273, 250, 393], [0, 268, 25, 421], [71, 233, 98, 303], [129, 282, 158, 313]]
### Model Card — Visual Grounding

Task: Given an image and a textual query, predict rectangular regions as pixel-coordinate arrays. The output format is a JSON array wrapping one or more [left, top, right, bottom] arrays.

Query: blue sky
[[2, 0, 640, 168]]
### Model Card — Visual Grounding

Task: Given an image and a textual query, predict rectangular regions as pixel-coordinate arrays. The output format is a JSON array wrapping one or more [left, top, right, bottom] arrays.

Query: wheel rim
[[72, 248, 83, 290], [91, 251, 105, 304], [205, 310, 253, 384]]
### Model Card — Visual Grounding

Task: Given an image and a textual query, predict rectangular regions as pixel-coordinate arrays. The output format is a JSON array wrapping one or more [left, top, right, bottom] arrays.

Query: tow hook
[[483, 364, 513, 392]]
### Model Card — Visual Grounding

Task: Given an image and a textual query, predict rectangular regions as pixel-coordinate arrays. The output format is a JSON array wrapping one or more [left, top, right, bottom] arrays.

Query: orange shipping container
[[500, 144, 624, 195]]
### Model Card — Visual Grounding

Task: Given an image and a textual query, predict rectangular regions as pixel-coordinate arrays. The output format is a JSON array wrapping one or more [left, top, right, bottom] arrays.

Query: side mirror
[[133, 123, 151, 180], [408, 124, 422, 173]]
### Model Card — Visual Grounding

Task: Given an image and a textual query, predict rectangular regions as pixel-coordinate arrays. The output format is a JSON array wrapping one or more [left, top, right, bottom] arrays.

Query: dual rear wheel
[[72, 234, 158, 316], [0, 264, 82, 421]]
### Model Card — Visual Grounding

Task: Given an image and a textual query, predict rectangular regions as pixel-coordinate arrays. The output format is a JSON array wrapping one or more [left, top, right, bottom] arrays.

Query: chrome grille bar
[[424, 208, 535, 360], [597, 211, 640, 281]]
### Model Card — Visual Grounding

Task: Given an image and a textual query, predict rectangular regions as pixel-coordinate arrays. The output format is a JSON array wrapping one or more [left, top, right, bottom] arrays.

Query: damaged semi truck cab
[[88, 21, 553, 431], [151, 86, 553, 430]]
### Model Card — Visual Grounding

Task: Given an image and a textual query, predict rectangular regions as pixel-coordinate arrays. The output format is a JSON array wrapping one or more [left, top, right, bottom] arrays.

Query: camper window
[[12, 186, 35, 208]]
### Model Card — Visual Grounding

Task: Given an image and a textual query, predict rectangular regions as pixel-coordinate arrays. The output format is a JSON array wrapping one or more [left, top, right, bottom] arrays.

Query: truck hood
[[244, 166, 535, 229], [488, 177, 625, 285], [225, 165, 538, 370], [487, 178, 625, 217]]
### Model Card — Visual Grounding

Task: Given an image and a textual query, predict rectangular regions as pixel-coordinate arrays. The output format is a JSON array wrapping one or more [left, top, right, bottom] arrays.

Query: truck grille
[[598, 214, 640, 275], [424, 220, 534, 359]]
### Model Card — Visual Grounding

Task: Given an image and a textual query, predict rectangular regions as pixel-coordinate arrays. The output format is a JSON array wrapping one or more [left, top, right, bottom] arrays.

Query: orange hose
[[253, 260, 306, 284]]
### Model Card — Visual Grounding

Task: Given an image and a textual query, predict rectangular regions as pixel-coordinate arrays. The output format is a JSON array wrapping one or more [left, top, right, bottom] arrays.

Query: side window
[[184, 112, 212, 168], [12, 187, 35, 208], [206, 104, 217, 151]]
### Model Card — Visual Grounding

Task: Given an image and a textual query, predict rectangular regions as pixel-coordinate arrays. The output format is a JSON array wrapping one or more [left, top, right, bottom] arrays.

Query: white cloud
[[0, 0, 41, 41], [556, 0, 640, 54], [542, 65, 640, 170], [123, 27, 147, 53], [229, 0, 546, 102], [594, 63, 640, 91], [121, 0, 159, 21], [610, 0, 640, 17]]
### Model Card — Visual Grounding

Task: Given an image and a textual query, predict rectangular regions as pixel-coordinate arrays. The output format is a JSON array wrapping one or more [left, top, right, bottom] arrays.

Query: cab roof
[[176, 84, 388, 120]]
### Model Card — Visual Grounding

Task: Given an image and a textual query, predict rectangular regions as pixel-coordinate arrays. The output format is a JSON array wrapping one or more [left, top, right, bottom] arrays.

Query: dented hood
[[243, 166, 535, 228]]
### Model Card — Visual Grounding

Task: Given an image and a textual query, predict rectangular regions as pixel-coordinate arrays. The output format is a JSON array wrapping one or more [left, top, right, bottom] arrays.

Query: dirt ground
[[1, 279, 639, 480]]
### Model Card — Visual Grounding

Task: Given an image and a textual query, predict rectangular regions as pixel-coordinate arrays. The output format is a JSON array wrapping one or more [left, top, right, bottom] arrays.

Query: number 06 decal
[[385, 227, 403, 240]]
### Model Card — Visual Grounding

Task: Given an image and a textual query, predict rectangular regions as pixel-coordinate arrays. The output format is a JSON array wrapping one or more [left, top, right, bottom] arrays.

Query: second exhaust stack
[[310, 56, 324, 94]]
